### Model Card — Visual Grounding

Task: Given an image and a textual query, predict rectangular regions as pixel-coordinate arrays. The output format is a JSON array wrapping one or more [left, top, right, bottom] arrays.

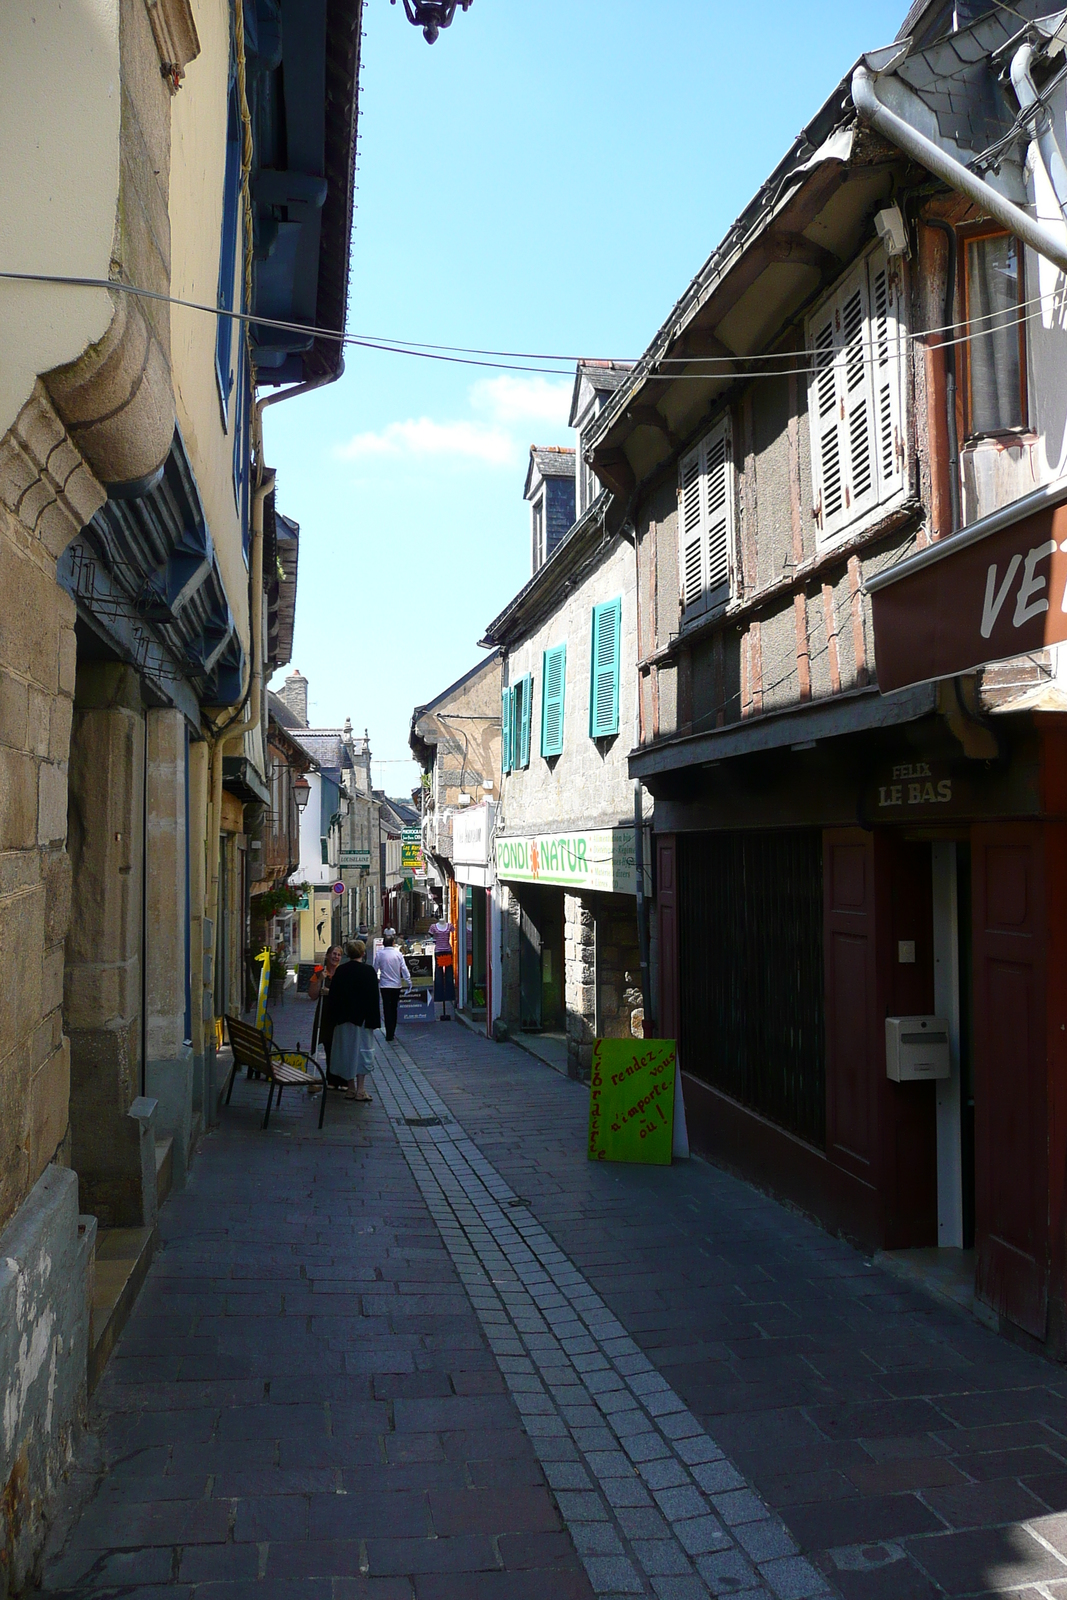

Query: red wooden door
[[656, 835, 679, 1045], [972, 825, 1048, 1339], [824, 830, 881, 1180]]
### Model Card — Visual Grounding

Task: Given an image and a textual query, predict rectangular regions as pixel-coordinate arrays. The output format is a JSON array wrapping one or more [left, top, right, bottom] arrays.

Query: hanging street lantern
[[391, 0, 472, 44], [292, 771, 311, 812]]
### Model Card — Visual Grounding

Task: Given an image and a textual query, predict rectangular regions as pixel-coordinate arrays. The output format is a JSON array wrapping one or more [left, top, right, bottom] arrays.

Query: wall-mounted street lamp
[[292, 772, 311, 812], [391, 0, 472, 43]]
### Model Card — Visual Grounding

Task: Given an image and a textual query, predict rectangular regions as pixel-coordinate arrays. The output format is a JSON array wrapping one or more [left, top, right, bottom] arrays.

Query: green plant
[[252, 882, 307, 919]]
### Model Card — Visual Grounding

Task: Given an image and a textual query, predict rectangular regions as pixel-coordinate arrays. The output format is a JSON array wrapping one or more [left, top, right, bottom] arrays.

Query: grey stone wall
[[499, 536, 638, 837]]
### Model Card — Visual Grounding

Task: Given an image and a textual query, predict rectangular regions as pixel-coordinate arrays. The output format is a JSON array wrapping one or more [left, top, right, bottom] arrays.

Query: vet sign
[[868, 479, 1067, 691]]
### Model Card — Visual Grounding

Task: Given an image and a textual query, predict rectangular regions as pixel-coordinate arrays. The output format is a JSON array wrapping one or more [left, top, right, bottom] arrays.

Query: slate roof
[[892, 2, 1052, 155], [524, 446, 576, 501], [569, 361, 636, 428], [529, 446, 576, 478]]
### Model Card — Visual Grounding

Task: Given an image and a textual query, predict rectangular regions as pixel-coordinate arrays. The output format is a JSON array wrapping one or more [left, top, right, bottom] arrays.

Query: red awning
[[867, 478, 1067, 692]]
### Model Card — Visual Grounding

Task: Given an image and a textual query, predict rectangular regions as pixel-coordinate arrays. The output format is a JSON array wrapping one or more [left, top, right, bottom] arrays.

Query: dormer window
[[532, 495, 545, 572]]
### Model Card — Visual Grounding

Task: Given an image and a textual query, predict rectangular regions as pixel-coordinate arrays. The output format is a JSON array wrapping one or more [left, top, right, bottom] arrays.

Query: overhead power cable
[[0, 267, 1052, 385]]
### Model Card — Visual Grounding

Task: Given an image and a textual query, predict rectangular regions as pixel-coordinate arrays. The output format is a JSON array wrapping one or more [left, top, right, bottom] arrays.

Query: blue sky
[[265, 0, 905, 793]]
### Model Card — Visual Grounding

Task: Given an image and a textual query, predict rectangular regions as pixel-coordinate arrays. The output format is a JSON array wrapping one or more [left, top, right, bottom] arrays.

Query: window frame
[[589, 598, 622, 740], [541, 643, 567, 757], [531, 494, 545, 572], [958, 221, 1029, 443]]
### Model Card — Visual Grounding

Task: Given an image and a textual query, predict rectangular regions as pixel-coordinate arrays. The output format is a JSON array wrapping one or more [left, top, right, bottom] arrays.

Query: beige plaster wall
[[168, 0, 249, 649], [0, 1, 119, 439]]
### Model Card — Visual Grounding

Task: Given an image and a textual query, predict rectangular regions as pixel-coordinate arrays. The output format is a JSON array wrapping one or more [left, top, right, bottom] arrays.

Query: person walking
[[320, 940, 380, 1102], [429, 911, 455, 1022], [373, 928, 411, 1042], [308, 944, 344, 1086]]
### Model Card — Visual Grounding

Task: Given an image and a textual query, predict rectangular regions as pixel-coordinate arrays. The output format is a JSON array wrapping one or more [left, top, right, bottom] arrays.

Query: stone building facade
[[0, 0, 361, 1581], [484, 431, 651, 1079]]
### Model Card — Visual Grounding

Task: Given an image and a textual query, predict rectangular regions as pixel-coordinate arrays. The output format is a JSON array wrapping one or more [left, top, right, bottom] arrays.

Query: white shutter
[[678, 416, 733, 622], [678, 443, 705, 615], [704, 418, 732, 595], [869, 256, 905, 500], [807, 246, 905, 544]]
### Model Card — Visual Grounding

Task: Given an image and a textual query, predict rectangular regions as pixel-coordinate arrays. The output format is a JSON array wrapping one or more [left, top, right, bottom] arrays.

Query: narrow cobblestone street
[[39, 1003, 1067, 1600]]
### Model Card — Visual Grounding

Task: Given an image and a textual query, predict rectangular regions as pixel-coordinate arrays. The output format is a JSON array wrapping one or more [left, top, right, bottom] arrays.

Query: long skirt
[[329, 1022, 376, 1081]]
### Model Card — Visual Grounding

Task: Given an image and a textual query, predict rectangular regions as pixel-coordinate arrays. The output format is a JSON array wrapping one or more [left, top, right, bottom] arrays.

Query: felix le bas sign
[[868, 480, 1067, 691]]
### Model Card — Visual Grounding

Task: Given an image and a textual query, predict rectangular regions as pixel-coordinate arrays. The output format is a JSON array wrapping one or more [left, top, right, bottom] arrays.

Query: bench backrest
[[226, 1015, 272, 1071]]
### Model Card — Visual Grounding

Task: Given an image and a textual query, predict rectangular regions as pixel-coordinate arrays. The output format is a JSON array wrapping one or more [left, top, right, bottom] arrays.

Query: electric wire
[[0, 265, 1061, 383]]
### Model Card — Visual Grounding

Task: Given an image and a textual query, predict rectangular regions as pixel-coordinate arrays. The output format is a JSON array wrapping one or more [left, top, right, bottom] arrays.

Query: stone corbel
[[44, 291, 175, 495], [144, 0, 201, 92]]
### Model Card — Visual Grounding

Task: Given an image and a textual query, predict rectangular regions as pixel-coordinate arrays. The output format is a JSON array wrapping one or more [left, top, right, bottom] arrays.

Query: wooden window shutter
[[704, 418, 732, 593], [501, 687, 512, 773], [518, 675, 533, 768], [870, 257, 905, 500], [678, 443, 705, 616], [678, 416, 733, 622], [590, 598, 621, 738], [808, 246, 904, 542], [541, 644, 566, 757]]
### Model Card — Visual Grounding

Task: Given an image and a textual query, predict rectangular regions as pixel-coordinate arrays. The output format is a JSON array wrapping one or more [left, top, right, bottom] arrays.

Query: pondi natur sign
[[588, 1038, 677, 1165]]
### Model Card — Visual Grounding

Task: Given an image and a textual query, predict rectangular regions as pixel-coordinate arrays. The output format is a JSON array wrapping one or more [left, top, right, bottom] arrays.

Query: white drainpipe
[[851, 63, 1067, 273], [1010, 40, 1067, 223]]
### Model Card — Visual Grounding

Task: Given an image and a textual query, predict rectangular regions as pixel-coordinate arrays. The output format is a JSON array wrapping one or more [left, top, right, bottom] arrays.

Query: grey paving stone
[[675, 1515, 734, 1556], [695, 1546, 762, 1594], [571, 1522, 628, 1556], [581, 1554, 644, 1593], [630, 1538, 695, 1575], [640, 1459, 692, 1492]]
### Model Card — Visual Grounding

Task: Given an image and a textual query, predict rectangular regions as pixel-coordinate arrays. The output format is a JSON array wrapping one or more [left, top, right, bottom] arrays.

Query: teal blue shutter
[[519, 675, 533, 767], [590, 599, 621, 737], [501, 687, 512, 773], [541, 645, 566, 756], [511, 681, 524, 768]]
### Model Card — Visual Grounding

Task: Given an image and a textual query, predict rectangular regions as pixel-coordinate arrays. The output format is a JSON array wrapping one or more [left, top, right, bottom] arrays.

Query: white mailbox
[[885, 1016, 951, 1082]]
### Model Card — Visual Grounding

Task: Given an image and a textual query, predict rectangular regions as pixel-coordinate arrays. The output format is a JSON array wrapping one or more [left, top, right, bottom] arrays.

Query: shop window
[[807, 244, 905, 545], [677, 414, 734, 623], [590, 598, 621, 739], [961, 228, 1027, 437], [541, 643, 567, 757]]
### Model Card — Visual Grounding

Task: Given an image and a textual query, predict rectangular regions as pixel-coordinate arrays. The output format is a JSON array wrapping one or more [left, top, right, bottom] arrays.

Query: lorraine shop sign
[[496, 826, 638, 894], [867, 478, 1067, 691]]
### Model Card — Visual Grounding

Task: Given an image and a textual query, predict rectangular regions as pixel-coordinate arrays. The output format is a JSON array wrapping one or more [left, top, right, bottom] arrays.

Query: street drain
[[402, 1115, 442, 1127]]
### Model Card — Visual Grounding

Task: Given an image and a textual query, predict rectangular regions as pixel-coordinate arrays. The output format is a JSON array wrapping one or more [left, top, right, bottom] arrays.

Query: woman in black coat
[[320, 940, 381, 1102]]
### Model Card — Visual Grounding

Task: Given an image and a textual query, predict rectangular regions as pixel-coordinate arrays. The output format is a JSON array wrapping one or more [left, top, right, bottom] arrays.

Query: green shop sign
[[495, 826, 637, 894]]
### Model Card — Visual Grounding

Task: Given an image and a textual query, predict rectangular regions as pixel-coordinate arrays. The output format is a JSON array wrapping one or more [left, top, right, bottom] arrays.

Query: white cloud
[[470, 374, 571, 429], [336, 416, 516, 465], [335, 373, 572, 470]]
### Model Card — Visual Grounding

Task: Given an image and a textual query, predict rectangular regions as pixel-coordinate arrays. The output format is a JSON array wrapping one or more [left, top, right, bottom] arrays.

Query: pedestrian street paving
[[39, 996, 1067, 1600]]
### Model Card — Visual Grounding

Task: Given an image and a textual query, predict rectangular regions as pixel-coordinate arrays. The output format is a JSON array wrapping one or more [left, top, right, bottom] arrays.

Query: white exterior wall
[[962, 85, 1067, 523], [499, 538, 638, 837]]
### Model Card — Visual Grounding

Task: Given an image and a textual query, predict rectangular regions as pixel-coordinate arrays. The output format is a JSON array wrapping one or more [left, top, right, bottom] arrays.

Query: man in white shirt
[[373, 929, 412, 1041]]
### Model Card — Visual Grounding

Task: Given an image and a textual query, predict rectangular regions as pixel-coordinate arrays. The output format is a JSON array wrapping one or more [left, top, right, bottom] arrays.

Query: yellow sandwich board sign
[[588, 1038, 677, 1165]]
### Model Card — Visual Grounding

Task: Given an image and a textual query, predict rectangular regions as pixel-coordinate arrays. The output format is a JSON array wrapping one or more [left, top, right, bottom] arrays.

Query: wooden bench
[[223, 1015, 327, 1130]]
